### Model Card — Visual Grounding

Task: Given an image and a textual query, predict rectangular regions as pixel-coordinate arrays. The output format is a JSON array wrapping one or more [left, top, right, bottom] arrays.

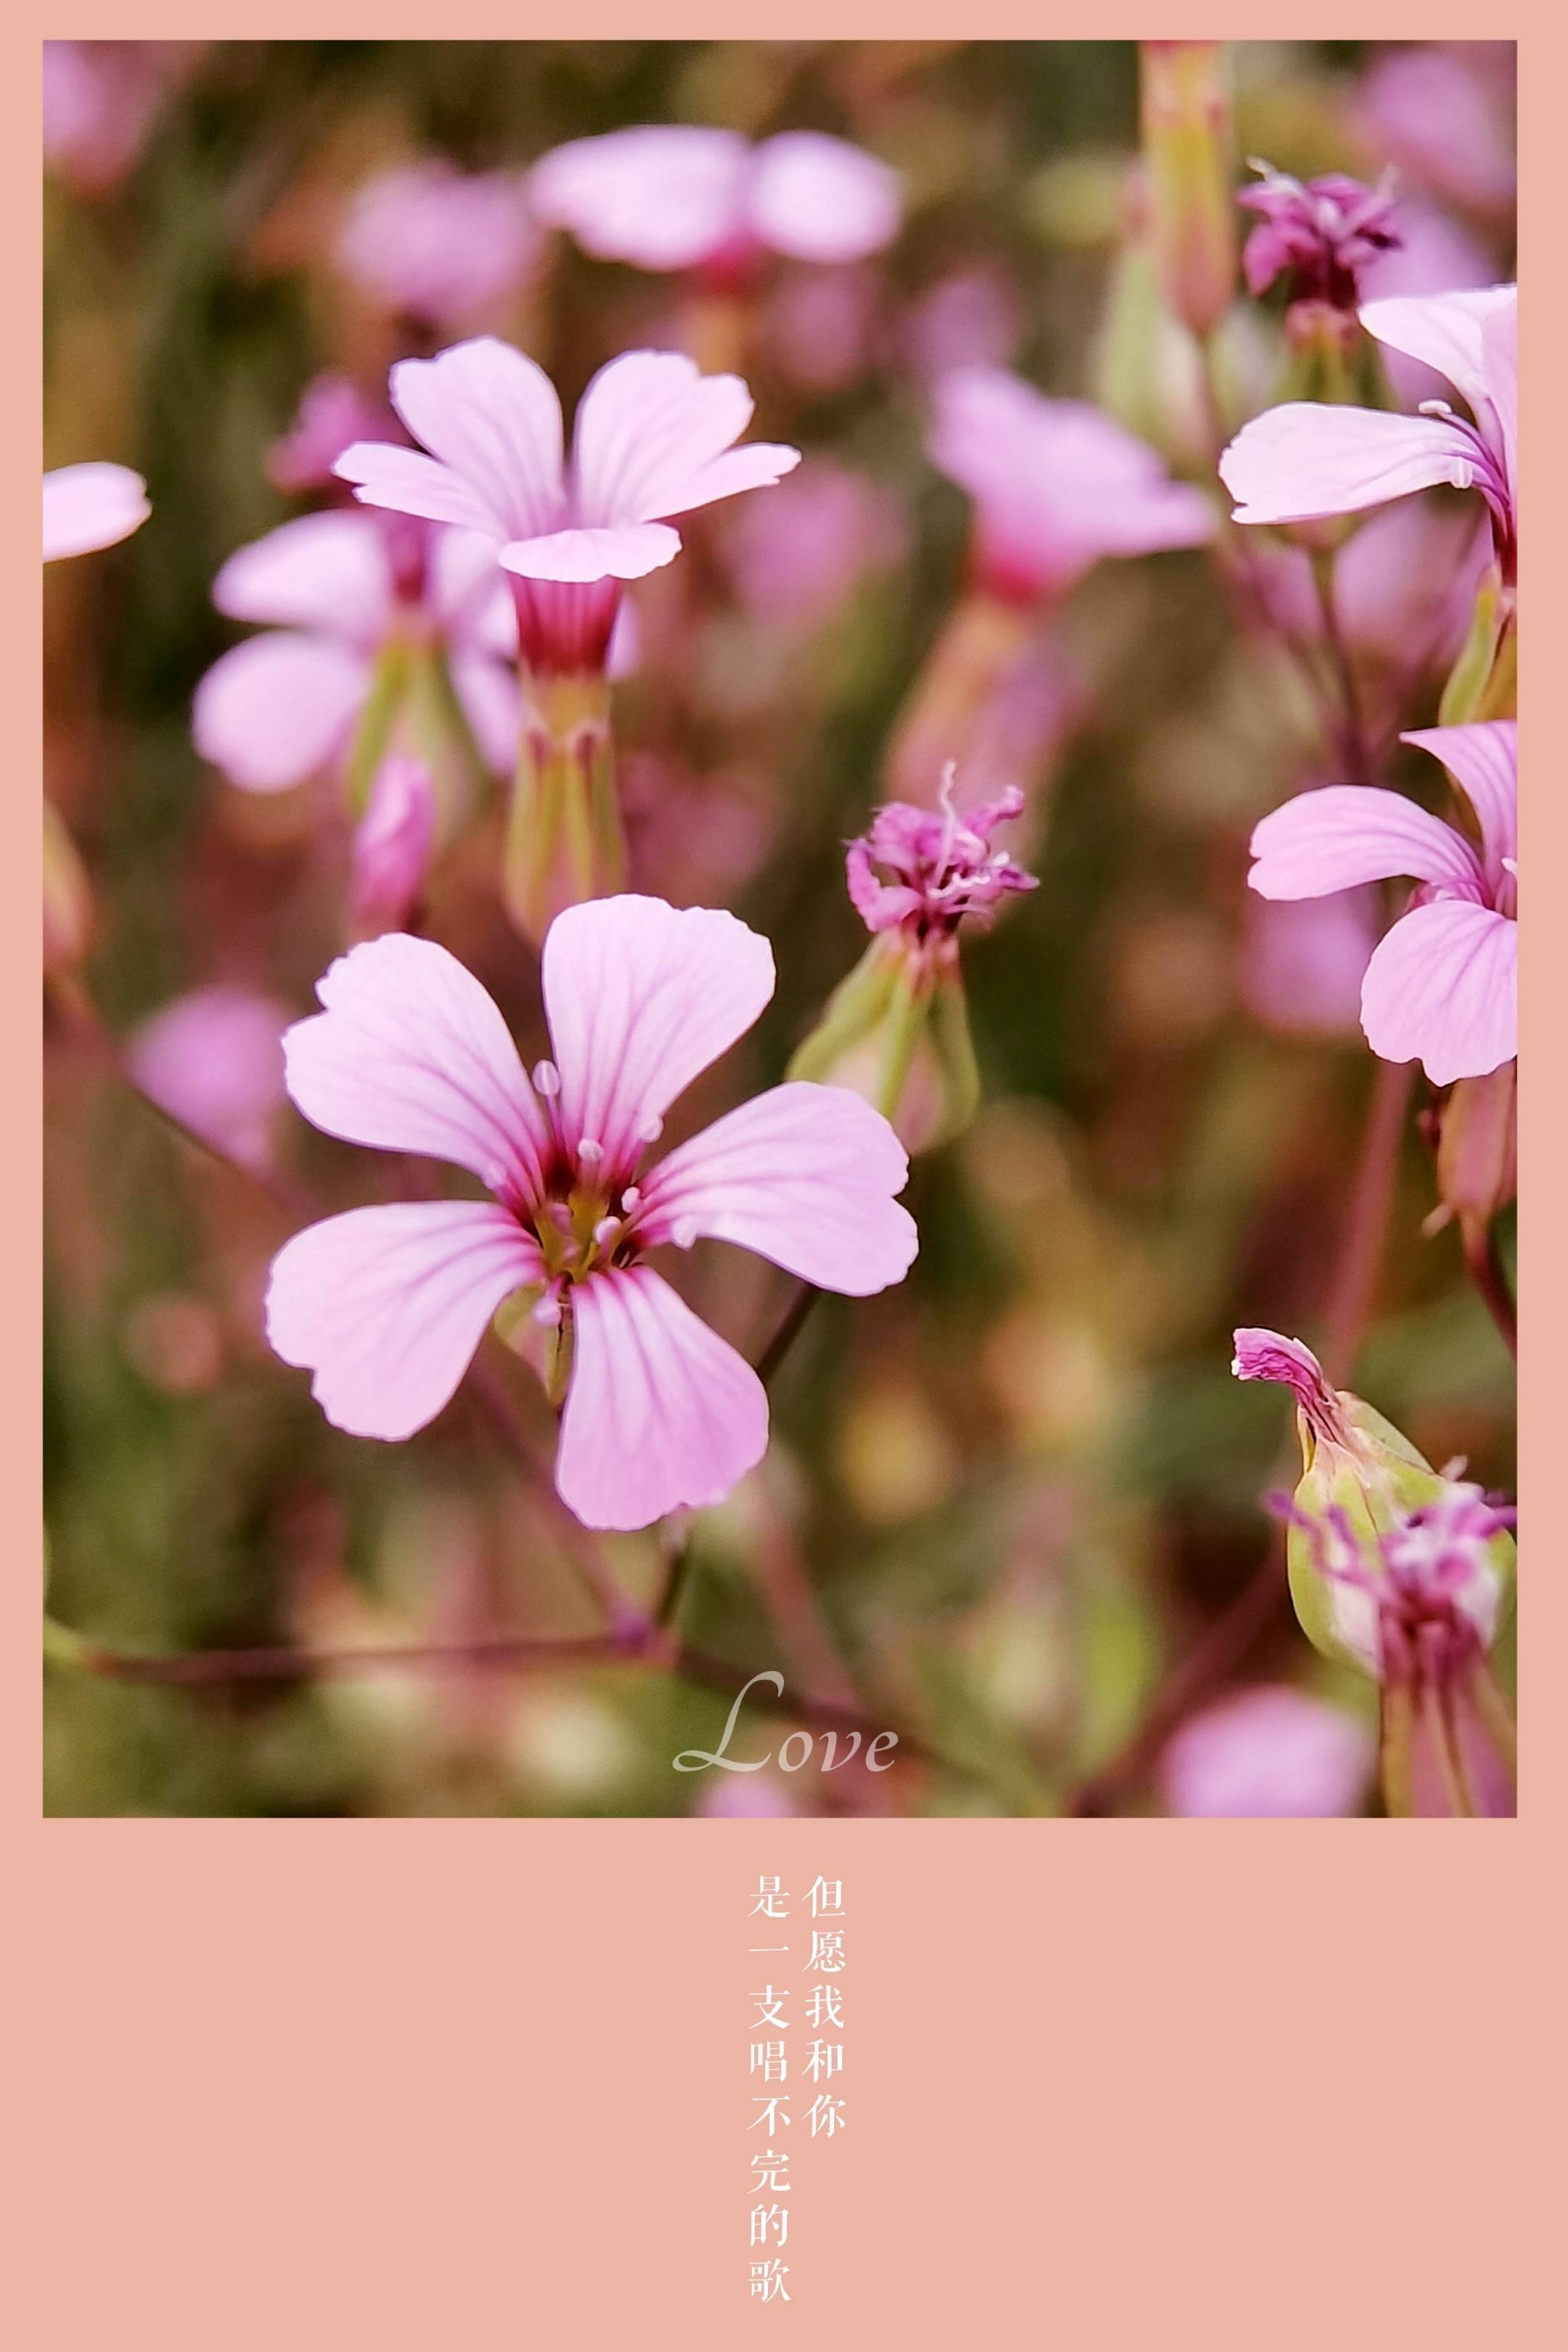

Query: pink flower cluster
[[266, 897, 918, 1530], [847, 780, 1037, 942]]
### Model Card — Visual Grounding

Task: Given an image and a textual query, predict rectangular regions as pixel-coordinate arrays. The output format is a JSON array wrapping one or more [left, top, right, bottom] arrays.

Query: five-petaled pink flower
[[192, 507, 519, 794], [927, 367, 1215, 605], [332, 338, 800, 676], [1219, 284, 1516, 576], [529, 126, 901, 280], [43, 462, 150, 563], [337, 161, 542, 329], [265, 897, 918, 1531], [1247, 720, 1516, 1085]]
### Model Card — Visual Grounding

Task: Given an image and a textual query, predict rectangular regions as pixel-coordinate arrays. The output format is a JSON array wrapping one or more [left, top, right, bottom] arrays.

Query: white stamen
[[1501, 857, 1518, 875], [532, 1059, 561, 1098], [638, 1114, 663, 1144], [621, 1185, 641, 1212], [1418, 400, 1455, 420], [592, 1216, 620, 1248], [578, 1136, 603, 1165], [673, 1215, 698, 1250], [531, 1294, 562, 1328]]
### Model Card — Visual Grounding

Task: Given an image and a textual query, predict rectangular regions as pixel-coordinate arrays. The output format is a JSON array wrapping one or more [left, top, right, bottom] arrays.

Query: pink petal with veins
[[1220, 402, 1487, 525], [542, 895, 775, 1177], [283, 932, 549, 1201], [636, 1082, 917, 1294], [1402, 721, 1516, 889], [211, 510, 391, 643], [1359, 899, 1516, 1082], [571, 349, 799, 529], [556, 1264, 769, 1529], [266, 1201, 544, 1442], [1249, 783, 1485, 900]]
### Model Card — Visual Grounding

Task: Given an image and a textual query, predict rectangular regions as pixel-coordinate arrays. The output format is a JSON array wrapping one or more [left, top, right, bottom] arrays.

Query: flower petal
[[499, 522, 682, 584], [1360, 900, 1516, 1083], [1481, 296, 1516, 506], [388, 338, 565, 542], [192, 633, 369, 793], [1402, 721, 1516, 889], [1358, 284, 1515, 419], [266, 1201, 543, 1442], [746, 131, 902, 263], [636, 1082, 918, 1294], [542, 895, 775, 1176], [284, 932, 549, 1202], [556, 1264, 767, 1529], [1249, 785, 1484, 899], [335, 440, 505, 538], [571, 349, 799, 531], [529, 126, 748, 270], [43, 461, 149, 560], [211, 510, 391, 642], [1219, 403, 1489, 525]]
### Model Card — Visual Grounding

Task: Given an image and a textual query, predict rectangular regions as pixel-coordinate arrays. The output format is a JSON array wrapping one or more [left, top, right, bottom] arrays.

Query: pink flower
[[266, 373, 405, 498], [1351, 45, 1516, 220], [192, 508, 518, 793], [1238, 889, 1379, 1042], [1246, 721, 1516, 1084], [349, 756, 436, 935], [128, 986, 292, 1173], [529, 126, 900, 277], [720, 458, 904, 631], [927, 367, 1214, 603], [332, 338, 799, 675], [337, 162, 542, 328], [265, 899, 918, 1530], [1218, 285, 1516, 576], [847, 778, 1037, 940], [43, 463, 150, 562], [42, 40, 192, 197], [902, 269, 1022, 385], [1238, 163, 1401, 308], [1159, 1685, 1374, 1817]]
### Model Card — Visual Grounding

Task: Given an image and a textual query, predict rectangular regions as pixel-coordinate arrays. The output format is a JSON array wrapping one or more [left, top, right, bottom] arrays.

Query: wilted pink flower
[[530, 126, 900, 279], [721, 458, 903, 631], [848, 775, 1037, 940], [128, 986, 292, 1173], [1159, 1685, 1375, 1817], [1238, 888, 1379, 1041], [267, 373, 406, 497], [350, 756, 436, 935], [1219, 284, 1516, 577], [1351, 45, 1516, 219], [333, 338, 799, 676], [192, 508, 518, 793], [42, 40, 191, 197], [337, 162, 542, 328], [43, 463, 150, 562], [1238, 162, 1401, 307], [265, 899, 918, 1530], [1247, 721, 1516, 1084], [927, 367, 1214, 603]]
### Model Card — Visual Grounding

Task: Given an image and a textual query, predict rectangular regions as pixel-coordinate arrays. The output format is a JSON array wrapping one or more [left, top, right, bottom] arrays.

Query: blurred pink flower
[[697, 1775, 800, 1818], [1351, 45, 1516, 219], [333, 338, 799, 675], [1220, 285, 1516, 575], [928, 367, 1215, 603], [721, 458, 904, 631], [1159, 1686, 1375, 1817], [337, 162, 542, 328], [128, 986, 292, 1173], [192, 509, 518, 793], [1238, 888, 1379, 1041], [265, 900, 918, 1530], [762, 264, 880, 395], [847, 777, 1037, 939], [1247, 721, 1516, 1083], [530, 125, 901, 278], [350, 756, 436, 935], [267, 373, 406, 497], [1354, 200, 1499, 406], [43, 463, 150, 563], [902, 269, 1022, 385], [42, 40, 191, 196], [1238, 164, 1400, 307]]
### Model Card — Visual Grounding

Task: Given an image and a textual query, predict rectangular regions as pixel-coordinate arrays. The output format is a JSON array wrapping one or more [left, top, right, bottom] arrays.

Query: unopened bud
[[349, 754, 436, 936], [1139, 41, 1238, 338]]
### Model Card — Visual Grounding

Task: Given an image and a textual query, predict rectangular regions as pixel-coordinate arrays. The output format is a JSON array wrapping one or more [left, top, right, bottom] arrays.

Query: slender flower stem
[[754, 1281, 822, 1388], [1321, 1055, 1414, 1387], [1462, 1216, 1517, 1357], [1310, 547, 1372, 784]]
